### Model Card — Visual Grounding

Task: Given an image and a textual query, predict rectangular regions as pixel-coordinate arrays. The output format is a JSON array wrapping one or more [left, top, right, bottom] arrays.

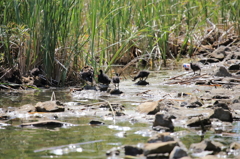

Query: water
[[0, 68, 240, 158]]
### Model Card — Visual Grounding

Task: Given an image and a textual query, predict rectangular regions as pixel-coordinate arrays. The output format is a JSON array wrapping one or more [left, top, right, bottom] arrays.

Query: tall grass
[[0, 0, 239, 85]]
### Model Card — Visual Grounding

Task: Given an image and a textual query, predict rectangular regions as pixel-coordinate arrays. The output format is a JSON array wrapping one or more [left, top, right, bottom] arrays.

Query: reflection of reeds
[[0, 0, 239, 85]]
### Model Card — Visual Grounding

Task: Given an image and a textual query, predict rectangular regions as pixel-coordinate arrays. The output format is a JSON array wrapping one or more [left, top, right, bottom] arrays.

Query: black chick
[[190, 63, 201, 75], [132, 70, 150, 81], [80, 66, 94, 85], [112, 73, 120, 89], [98, 70, 111, 85]]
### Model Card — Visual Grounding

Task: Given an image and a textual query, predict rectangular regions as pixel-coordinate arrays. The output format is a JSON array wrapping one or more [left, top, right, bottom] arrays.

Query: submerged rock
[[20, 120, 74, 128], [108, 89, 123, 95]]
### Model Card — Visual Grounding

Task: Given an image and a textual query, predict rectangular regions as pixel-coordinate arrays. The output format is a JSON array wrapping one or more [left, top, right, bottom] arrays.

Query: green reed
[[0, 0, 239, 85]]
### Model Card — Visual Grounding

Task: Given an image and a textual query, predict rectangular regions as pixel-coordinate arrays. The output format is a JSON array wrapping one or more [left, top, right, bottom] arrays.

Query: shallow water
[[0, 68, 240, 158]]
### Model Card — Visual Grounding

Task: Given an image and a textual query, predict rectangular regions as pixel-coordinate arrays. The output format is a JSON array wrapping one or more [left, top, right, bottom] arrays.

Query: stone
[[20, 120, 74, 128], [169, 146, 188, 159], [137, 101, 160, 114], [210, 107, 233, 122], [208, 46, 229, 61], [147, 132, 174, 143], [35, 100, 65, 112], [124, 145, 143, 156], [228, 64, 240, 71], [144, 141, 179, 156], [109, 89, 123, 95], [18, 104, 35, 113], [190, 139, 224, 153], [135, 80, 149, 85], [230, 142, 240, 150], [214, 66, 232, 77], [153, 112, 174, 130], [186, 116, 211, 127]]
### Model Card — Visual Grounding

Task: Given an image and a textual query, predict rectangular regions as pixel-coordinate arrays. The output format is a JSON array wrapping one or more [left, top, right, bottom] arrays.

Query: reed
[[0, 0, 239, 85]]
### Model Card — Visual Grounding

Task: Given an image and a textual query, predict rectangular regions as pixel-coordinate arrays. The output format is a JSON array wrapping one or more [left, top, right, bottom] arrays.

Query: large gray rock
[[153, 112, 174, 130], [214, 66, 232, 77], [35, 100, 65, 112], [210, 107, 233, 122], [169, 146, 188, 159], [144, 141, 179, 156]]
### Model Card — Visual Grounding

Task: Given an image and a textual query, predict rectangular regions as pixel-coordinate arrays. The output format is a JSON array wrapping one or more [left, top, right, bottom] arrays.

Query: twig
[[99, 98, 115, 124]]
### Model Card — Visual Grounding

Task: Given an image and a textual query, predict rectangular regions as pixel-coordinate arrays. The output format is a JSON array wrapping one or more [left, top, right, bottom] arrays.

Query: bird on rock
[[98, 70, 111, 85], [79, 66, 94, 85], [132, 70, 150, 81], [190, 63, 201, 75], [112, 73, 120, 90]]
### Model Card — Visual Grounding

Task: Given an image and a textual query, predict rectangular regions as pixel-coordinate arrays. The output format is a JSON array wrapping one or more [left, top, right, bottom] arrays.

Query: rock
[[213, 102, 229, 110], [190, 139, 224, 153], [187, 101, 203, 108], [230, 142, 240, 150], [198, 58, 219, 64], [144, 141, 179, 156], [147, 132, 174, 143], [214, 66, 232, 77], [35, 100, 65, 112], [89, 120, 105, 125], [20, 120, 74, 128], [135, 80, 149, 85], [124, 145, 143, 156], [210, 107, 233, 122], [187, 116, 211, 127], [169, 146, 188, 159], [98, 84, 108, 91], [18, 104, 35, 113], [153, 113, 174, 130], [137, 101, 160, 114], [228, 64, 240, 71], [109, 89, 123, 95], [208, 46, 229, 61]]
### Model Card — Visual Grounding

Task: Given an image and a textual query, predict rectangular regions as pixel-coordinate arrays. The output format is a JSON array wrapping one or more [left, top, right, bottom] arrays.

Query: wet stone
[[190, 139, 224, 153], [147, 132, 174, 143], [124, 145, 143, 156], [169, 146, 188, 159], [153, 113, 174, 131], [89, 120, 105, 125], [144, 141, 179, 156], [134, 80, 149, 85], [186, 116, 211, 127], [214, 66, 232, 77], [35, 100, 65, 112], [109, 89, 123, 95], [210, 107, 233, 122], [20, 120, 73, 128]]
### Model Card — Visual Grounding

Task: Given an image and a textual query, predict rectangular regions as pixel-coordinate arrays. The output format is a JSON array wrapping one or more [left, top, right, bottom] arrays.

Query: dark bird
[[112, 73, 120, 89], [79, 66, 94, 85], [98, 70, 111, 85], [30, 65, 42, 77], [190, 63, 201, 75], [132, 70, 150, 81]]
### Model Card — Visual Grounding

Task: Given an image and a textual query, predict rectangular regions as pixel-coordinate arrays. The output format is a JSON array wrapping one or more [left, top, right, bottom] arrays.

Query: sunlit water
[[0, 68, 240, 158]]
